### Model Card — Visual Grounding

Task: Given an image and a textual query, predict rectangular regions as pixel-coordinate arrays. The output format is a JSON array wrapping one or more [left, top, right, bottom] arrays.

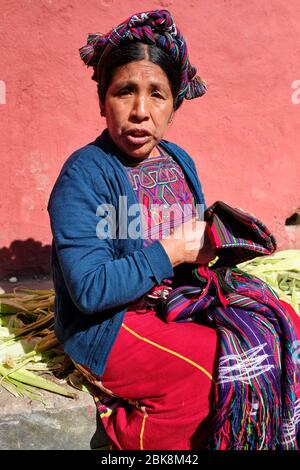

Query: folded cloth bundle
[[205, 200, 277, 268], [160, 201, 300, 450]]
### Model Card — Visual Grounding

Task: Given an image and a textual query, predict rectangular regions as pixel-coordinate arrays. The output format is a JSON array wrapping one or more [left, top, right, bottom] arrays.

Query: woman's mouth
[[124, 131, 152, 146]]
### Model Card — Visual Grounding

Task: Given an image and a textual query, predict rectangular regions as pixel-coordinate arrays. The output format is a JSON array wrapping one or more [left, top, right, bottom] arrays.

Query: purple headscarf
[[79, 9, 207, 109]]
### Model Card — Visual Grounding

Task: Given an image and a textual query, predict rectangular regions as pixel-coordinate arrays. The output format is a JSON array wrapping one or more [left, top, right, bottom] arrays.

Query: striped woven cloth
[[159, 201, 300, 449], [79, 9, 207, 110], [205, 201, 277, 267]]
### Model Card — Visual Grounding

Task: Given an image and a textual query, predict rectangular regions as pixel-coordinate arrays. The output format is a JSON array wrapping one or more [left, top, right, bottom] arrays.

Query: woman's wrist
[[159, 238, 184, 267]]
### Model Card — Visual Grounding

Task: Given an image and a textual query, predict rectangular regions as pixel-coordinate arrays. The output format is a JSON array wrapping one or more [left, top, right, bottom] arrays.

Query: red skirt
[[74, 299, 300, 450]]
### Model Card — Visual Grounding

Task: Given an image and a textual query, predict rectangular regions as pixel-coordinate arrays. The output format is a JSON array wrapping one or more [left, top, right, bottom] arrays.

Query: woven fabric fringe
[[160, 264, 300, 449]]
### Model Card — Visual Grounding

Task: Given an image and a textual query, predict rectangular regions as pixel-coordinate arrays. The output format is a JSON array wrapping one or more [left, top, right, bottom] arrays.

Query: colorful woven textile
[[159, 202, 300, 449], [205, 201, 277, 268], [79, 9, 207, 109], [119, 144, 198, 246]]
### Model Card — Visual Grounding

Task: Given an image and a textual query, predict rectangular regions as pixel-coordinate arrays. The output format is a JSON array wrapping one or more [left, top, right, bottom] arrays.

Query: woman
[[47, 10, 300, 450]]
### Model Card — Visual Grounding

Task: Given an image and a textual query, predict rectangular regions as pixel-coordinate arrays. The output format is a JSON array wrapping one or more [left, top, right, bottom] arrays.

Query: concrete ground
[[0, 383, 110, 450], [0, 274, 110, 450]]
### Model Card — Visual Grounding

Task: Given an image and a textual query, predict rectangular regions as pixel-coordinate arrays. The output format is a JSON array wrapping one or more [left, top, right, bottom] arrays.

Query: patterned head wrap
[[79, 9, 207, 109]]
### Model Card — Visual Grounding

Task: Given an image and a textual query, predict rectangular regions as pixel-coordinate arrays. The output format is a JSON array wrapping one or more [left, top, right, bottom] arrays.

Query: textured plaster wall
[[0, 0, 299, 278]]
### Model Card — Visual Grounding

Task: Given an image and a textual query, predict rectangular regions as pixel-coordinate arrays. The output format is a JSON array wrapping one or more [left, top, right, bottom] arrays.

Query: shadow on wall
[[0, 239, 51, 280]]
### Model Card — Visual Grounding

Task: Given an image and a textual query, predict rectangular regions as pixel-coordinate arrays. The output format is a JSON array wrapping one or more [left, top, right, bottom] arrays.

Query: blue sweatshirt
[[47, 128, 206, 375]]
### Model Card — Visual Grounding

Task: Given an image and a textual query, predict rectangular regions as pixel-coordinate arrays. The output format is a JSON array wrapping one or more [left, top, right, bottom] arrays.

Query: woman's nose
[[131, 96, 149, 120]]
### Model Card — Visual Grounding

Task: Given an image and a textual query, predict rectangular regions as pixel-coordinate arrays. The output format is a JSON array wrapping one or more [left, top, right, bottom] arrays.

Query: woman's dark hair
[[97, 41, 182, 111]]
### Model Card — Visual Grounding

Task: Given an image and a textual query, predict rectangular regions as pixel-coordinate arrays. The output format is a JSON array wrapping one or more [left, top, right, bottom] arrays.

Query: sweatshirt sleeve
[[47, 162, 174, 315]]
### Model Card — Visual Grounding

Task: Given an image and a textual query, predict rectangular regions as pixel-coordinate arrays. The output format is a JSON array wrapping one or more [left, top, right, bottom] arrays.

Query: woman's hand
[[159, 217, 217, 268]]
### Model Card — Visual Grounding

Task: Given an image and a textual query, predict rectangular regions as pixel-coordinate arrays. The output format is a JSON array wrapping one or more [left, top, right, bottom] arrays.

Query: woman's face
[[100, 59, 175, 160]]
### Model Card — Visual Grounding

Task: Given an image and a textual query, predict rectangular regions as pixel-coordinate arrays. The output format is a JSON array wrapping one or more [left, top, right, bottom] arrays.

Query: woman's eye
[[118, 89, 131, 96], [152, 91, 163, 98]]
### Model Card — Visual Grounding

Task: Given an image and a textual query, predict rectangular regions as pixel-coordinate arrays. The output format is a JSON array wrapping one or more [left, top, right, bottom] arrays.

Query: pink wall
[[0, 0, 299, 278]]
